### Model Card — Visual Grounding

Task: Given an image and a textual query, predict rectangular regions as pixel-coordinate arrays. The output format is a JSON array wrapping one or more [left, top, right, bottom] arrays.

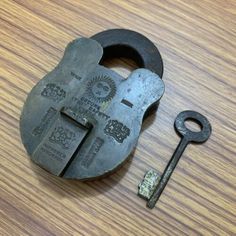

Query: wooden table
[[1, 1, 235, 235]]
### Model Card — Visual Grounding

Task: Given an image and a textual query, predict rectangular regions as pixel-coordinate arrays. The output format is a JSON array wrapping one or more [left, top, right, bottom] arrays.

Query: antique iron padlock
[[20, 29, 165, 180]]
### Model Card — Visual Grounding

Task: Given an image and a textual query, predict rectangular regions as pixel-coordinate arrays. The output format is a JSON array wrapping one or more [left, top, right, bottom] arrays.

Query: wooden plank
[[0, 0, 235, 235]]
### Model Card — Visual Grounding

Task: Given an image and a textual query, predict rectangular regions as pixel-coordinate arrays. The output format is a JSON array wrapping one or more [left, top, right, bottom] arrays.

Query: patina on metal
[[20, 29, 165, 180], [139, 110, 212, 209], [138, 169, 161, 200]]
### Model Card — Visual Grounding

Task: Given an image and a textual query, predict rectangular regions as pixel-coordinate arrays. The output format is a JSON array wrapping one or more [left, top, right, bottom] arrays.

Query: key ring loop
[[174, 110, 212, 143]]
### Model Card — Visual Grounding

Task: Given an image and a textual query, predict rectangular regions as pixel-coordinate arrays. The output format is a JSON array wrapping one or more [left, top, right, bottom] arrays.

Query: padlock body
[[20, 37, 164, 180]]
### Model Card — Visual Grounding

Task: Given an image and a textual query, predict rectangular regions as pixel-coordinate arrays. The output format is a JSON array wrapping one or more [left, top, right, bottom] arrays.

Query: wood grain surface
[[1, 0, 236, 235]]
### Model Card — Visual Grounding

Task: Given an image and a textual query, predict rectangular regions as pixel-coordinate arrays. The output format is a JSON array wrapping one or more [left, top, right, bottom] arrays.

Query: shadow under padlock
[[20, 29, 165, 180]]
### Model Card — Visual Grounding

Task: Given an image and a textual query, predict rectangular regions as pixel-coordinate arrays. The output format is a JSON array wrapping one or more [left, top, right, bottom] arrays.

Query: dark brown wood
[[0, 0, 236, 235]]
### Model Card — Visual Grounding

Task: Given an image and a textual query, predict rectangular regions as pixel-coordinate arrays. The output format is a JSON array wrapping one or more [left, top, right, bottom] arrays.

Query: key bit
[[138, 170, 161, 200]]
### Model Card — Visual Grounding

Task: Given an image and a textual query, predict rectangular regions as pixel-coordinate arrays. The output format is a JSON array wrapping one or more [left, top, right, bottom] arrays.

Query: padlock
[[20, 29, 165, 180]]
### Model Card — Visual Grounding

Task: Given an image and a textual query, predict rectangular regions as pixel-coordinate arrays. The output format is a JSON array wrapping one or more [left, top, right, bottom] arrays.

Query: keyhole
[[184, 118, 202, 132]]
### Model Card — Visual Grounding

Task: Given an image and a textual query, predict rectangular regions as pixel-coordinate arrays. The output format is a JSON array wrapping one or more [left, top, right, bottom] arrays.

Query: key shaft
[[147, 137, 189, 208]]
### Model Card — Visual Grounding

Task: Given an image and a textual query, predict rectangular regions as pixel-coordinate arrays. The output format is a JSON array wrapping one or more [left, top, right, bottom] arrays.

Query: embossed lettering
[[32, 107, 57, 136], [81, 137, 104, 168], [69, 96, 110, 121], [104, 120, 130, 143], [49, 126, 76, 149], [40, 143, 66, 162], [41, 83, 66, 102]]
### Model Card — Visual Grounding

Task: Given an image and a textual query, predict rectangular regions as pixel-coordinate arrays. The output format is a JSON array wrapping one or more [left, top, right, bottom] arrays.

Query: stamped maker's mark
[[81, 137, 104, 168], [41, 83, 66, 102], [32, 107, 57, 136], [40, 143, 66, 162], [70, 97, 110, 121], [104, 120, 130, 143], [86, 76, 116, 103], [49, 126, 76, 149]]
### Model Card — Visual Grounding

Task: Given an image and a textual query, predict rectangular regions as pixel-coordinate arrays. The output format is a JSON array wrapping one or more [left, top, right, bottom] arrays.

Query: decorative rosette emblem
[[86, 76, 116, 103]]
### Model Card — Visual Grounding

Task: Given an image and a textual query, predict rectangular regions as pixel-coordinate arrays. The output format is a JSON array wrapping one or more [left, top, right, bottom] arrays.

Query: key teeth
[[138, 169, 161, 200]]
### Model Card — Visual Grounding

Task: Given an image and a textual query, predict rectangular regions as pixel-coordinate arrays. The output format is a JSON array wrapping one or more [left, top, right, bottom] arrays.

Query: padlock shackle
[[91, 29, 164, 78]]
